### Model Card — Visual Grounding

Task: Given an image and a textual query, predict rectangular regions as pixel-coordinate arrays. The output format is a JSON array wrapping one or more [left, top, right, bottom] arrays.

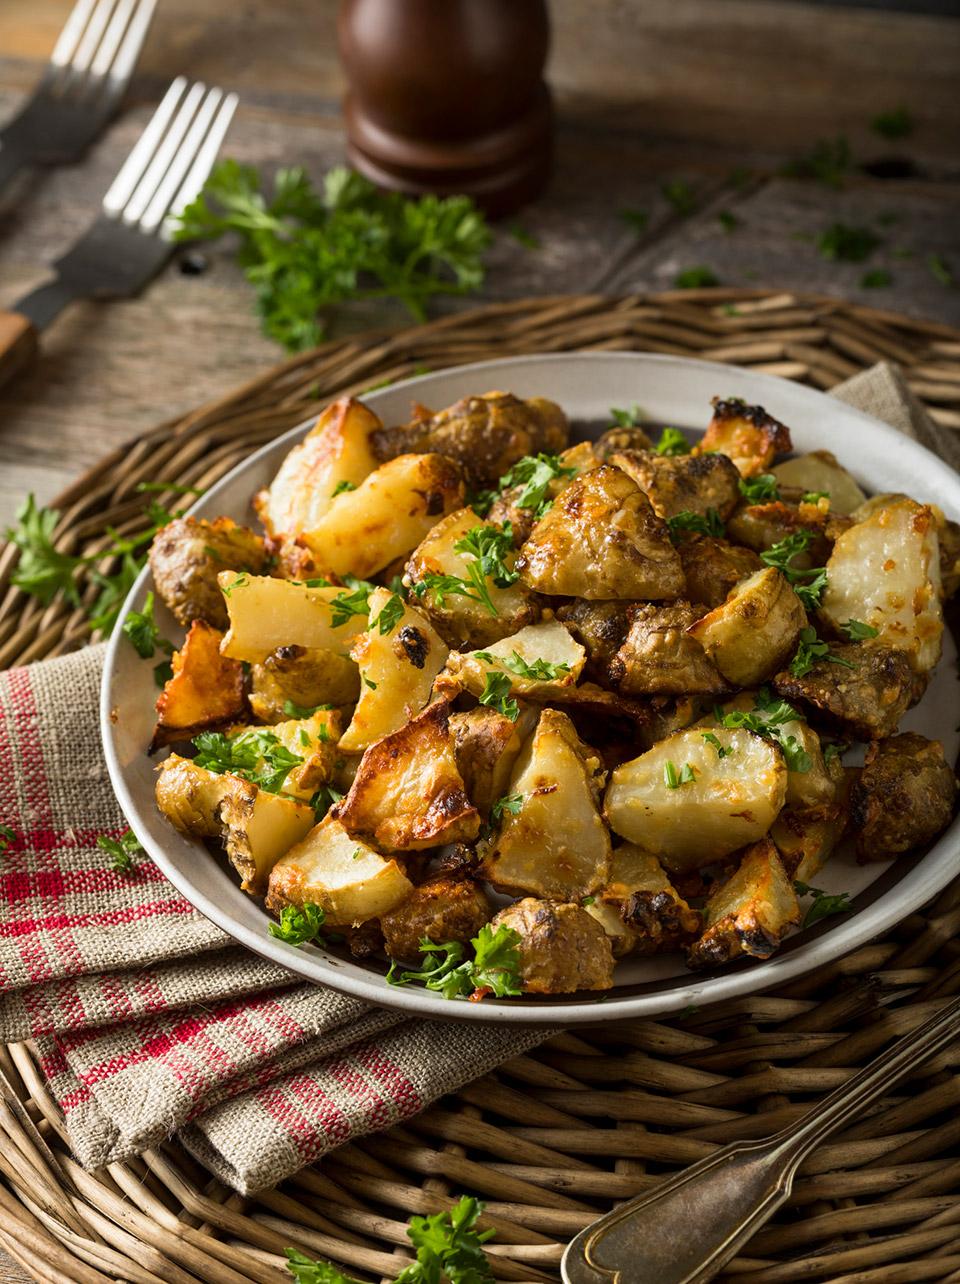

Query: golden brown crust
[[693, 398, 792, 477], [490, 898, 615, 993], [607, 602, 729, 697], [611, 449, 741, 521], [687, 839, 800, 968], [772, 642, 915, 740], [152, 620, 246, 749], [380, 876, 492, 963], [678, 537, 763, 609], [148, 516, 267, 629]]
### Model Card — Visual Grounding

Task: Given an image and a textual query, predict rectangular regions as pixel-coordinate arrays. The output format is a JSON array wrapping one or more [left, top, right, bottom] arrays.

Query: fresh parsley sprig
[[97, 828, 143, 875], [841, 618, 879, 641], [701, 732, 733, 759], [739, 474, 780, 503], [329, 576, 376, 628], [473, 650, 571, 682], [478, 672, 520, 721], [121, 590, 176, 662], [760, 531, 828, 609], [497, 453, 576, 520], [371, 592, 405, 635], [490, 793, 523, 822], [269, 903, 325, 946], [794, 881, 852, 930], [193, 728, 303, 793], [654, 427, 690, 457], [283, 699, 335, 719], [173, 162, 492, 352], [0, 824, 16, 853], [716, 689, 812, 773], [610, 405, 643, 428], [666, 508, 725, 542], [387, 923, 523, 1002], [663, 761, 697, 789], [789, 625, 856, 678]]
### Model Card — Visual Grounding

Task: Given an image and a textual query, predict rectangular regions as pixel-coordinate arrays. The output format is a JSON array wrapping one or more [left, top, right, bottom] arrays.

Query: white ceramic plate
[[101, 352, 960, 1024]]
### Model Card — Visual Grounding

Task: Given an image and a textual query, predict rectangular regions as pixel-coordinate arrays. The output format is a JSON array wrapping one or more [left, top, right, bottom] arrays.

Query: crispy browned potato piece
[[771, 643, 915, 740], [148, 516, 267, 629], [249, 644, 360, 723], [586, 845, 701, 957], [611, 449, 741, 521], [693, 397, 792, 477], [607, 602, 729, 697], [850, 733, 957, 860], [555, 599, 632, 675], [687, 839, 801, 969], [726, 500, 844, 566], [490, 899, 615, 993], [450, 706, 535, 817], [687, 567, 805, 688], [333, 700, 480, 851], [380, 875, 493, 963], [371, 391, 568, 486], [771, 799, 847, 884], [517, 464, 685, 600], [679, 537, 763, 609], [152, 620, 246, 748], [593, 425, 655, 459]]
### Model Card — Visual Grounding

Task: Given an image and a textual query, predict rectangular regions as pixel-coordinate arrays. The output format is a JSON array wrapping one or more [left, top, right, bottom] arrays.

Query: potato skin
[[850, 733, 957, 860], [687, 839, 800, 969], [772, 642, 915, 740], [679, 537, 763, 609], [372, 391, 568, 486], [687, 567, 805, 688], [607, 602, 729, 697], [490, 899, 615, 993], [149, 516, 267, 629], [610, 449, 741, 521], [248, 644, 360, 722], [380, 875, 492, 963]]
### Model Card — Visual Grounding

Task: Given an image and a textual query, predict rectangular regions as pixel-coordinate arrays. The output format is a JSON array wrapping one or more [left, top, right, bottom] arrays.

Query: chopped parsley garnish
[[620, 208, 649, 235], [371, 592, 405, 635], [121, 590, 175, 661], [363, 676, 378, 690], [801, 491, 830, 503], [794, 881, 852, 930], [331, 479, 357, 497], [581, 895, 596, 907], [666, 508, 725, 542], [414, 523, 519, 617], [491, 793, 523, 821], [928, 254, 954, 288], [508, 221, 539, 249], [739, 474, 780, 503], [269, 903, 325, 946], [716, 689, 812, 773], [654, 427, 690, 457], [135, 480, 207, 497], [477, 671, 519, 721], [663, 761, 697, 788], [789, 625, 856, 678], [861, 269, 892, 289], [330, 577, 376, 627], [701, 731, 733, 759], [782, 136, 851, 188], [154, 660, 174, 689], [760, 531, 828, 609], [97, 828, 143, 875], [610, 405, 642, 428], [387, 924, 522, 1001], [718, 209, 738, 233], [473, 650, 571, 682], [817, 223, 881, 263], [221, 572, 249, 596], [309, 784, 344, 818], [498, 453, 576, 519], [0, 824, 16, 852], [841, 618, 879, 641], [823, 742, 847, 766], [283, 699, 334, 719], [412, 573, 485, 611], [192, 728, 302, 793]]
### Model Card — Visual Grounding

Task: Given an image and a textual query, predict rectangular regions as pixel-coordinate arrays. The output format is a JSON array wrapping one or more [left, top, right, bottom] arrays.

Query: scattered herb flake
[[97, 829, 143, 875], [498, 453, 576, 519], [928, 253, 955, 287], [478, 671, 519, 722], [790, 625, 856, 678], [371, 592, 405, 635], [620, 208, 649, 235], [794, 881, 852, 930], [701, 731, 733, 759], [782, 136, 851, 188], [121, 590, 175, 660], [739, 474, 780, 503], [491, 794, 523, 822], [474, 650, 571, 682], [718, 210, 738, 233], [662, 180, 697, 215], [269, 903, 325, 946], [508, 221, 539, 249], [331, 480, 357, 497], [861, 269, 892, 289], [666, 508, 725, 542], [817, 223, 882, 263], [654, 427, 690, 457], [760, 531, 828, 609]]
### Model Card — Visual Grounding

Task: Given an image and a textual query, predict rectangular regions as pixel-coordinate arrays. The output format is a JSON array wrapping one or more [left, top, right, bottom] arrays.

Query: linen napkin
[[0, 361, 954, 1195]]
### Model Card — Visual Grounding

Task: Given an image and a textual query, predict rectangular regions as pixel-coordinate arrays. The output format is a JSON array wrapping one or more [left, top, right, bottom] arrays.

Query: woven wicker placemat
[[2, 289, 960, 1284]]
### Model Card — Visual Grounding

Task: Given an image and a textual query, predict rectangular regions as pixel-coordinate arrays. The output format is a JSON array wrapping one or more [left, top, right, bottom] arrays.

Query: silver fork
[[0, 77, 238, 386], [0, 0, 159, 194]]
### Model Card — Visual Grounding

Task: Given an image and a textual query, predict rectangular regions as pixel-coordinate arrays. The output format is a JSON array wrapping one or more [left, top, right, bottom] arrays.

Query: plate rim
[[100, 349, 960, 1025]]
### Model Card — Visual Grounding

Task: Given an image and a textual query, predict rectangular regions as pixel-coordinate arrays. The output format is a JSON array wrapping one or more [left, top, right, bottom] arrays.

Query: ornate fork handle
[[562, 993, 960, 1284]]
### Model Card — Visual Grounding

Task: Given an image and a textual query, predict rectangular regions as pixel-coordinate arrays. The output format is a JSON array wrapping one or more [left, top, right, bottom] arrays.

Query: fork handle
[[0, 312, 38, 389]]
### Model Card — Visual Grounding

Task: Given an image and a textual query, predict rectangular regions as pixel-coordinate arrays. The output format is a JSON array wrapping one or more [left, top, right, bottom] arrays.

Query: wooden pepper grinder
[[338, 0, 552, 217]]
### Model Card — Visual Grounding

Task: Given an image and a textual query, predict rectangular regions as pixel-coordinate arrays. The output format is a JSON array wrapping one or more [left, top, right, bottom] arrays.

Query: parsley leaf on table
[[172, 161, 492, 352], [97, 829, 143, 875], [0, 824, 17, 852], [817, 223, 882, 263], [121, 590, 175, 660]]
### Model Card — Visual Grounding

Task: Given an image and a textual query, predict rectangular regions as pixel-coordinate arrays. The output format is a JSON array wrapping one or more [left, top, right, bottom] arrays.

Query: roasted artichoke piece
[[604, 726, 787, 874], [218, 572, 367, 664], [850, 733, 957, 860], [555, 599, 632, 675], [593, 425, 655, 460], [266, 816, 413, 925], [404, 508, 536, 649], [771, 642, 915, 740], [249, 644, 360, 723], [253, 396, 380, 540], [678, 537, 763, 610], [687, 839, 800, 968], [152, 620, 246, 749], [449, 706, 536, 818], [380, 875, 493, 963], [607, 602, 729, 698], [301, 452, 464, 580], [148, 516, 268, 630], [486, 440, 596, 544], [586, 845, 701, 957], [516, 464, 685, 600], [489, 898, 615, 993], [772, 450, 867, 516], [333, 700, 480, 851], [155, 752, 229, 837], [820, 499, 943, 674], [687, 567, 806, 688], [726, 500, 840, 567], [339, 588, 449, 754], [371, 391, 568, 486], [610, 449, 741, 521], [445, 620, 586, 702], [692, 397, 792, 477], [482, 708, 610, 901]]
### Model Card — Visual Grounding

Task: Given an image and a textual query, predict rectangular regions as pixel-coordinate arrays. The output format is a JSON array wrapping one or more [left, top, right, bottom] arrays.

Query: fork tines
[[102, 78, 239, 236], [47, 0, 158, 100]]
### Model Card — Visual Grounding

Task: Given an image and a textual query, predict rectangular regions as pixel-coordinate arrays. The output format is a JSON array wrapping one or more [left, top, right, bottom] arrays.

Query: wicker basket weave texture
[[1, 290, 960, 1284]]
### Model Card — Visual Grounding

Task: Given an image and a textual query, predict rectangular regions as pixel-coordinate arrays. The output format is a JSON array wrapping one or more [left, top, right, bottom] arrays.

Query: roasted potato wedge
[[687, 839, 800, 967], [850, 732, 957, 860], [301, 452, 464, 580], [266, 816, 413, 925], [517, 464, 685, 600], [693, 397, 792, 477], [371, 391, 568, 486], [218, 572, 368, 663], [155, 752, 230, 837], [483, 708, 610, 900], [339, 589, 449, 753], [820, 499, 943, 673], [445, 620, 586, 702], [253, 396, 381, 539], [380, 875, 492, 963], [773, 450, 867, 516], [490, 898, 615, 993], [610, 449, 741, 521], [771, 801, 847, 884], [334, 700, 480, 850], [404, 508, 536, 649], [687, 567, 805, 687], [679, 537, 763, 610], [772, 642, 915, 740], [607, 602, 729, 697], [604, 726, 787, 873], [249, 645, 360, 722], [586, 844, 701, 957], [149, 517, 268, 629], [153, 620, 246, 748]]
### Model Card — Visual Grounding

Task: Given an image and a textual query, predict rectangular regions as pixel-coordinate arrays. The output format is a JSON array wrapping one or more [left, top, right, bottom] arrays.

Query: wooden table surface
[[0, 0, 958, 1277]]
